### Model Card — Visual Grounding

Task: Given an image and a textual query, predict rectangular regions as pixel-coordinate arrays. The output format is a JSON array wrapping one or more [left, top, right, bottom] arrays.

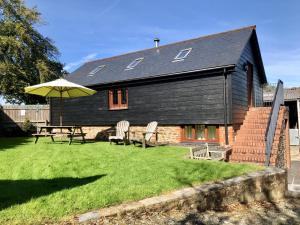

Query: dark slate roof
[[67, 26, 263, 86]]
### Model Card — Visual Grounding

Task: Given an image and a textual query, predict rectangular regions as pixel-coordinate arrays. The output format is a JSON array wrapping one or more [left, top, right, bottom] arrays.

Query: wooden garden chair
[[131, 121, 158, 148], [190, 143, 230, 161], [108, 120, 130, 145]]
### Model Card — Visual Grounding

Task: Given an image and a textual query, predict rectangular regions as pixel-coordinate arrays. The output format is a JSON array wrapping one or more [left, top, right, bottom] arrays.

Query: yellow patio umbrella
[[25, 78, 97, 126]]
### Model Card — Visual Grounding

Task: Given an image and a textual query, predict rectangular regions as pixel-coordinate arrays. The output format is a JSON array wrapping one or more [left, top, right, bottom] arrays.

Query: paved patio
[[288, 146, 300, 192]]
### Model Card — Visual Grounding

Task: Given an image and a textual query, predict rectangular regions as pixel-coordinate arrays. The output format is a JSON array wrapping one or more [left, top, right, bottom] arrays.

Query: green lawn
[[0, 137, 261, 224]]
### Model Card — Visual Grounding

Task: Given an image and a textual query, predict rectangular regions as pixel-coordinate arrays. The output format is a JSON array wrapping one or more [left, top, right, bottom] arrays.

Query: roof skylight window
[[125, 57, 144, 70], [88, 65, 105, 76], [173, 48, 192, 62]]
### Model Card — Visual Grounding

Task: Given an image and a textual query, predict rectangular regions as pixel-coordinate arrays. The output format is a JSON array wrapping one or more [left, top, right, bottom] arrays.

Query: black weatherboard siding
[[51, 73, 227, 126], [231, 33, 264, 128]]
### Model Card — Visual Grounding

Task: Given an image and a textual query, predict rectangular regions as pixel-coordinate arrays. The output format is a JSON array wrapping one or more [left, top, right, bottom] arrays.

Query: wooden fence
[[0, 105, 50, 134]]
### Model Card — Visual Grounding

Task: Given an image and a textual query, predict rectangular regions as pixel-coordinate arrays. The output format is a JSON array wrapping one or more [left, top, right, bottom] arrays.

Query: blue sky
[[24, 0, 300, 87], [2, 0, 300, 105]]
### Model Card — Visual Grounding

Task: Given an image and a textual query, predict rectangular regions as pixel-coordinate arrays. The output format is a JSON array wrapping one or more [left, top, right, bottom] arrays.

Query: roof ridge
[[85, 25, 256, 64]]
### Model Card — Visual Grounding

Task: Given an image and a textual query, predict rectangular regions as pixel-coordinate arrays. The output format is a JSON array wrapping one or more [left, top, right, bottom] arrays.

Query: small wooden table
[[33, 125, 86, 145]]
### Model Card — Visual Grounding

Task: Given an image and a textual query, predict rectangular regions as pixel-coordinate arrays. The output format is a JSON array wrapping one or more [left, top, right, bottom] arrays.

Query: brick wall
[[276, 107, 291, 169], [285, 111, 291, 168], [218, 126, 234, 146]]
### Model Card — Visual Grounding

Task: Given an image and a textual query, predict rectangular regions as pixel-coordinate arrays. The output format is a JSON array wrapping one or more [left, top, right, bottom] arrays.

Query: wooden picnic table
[[33, 125, 86, 145]]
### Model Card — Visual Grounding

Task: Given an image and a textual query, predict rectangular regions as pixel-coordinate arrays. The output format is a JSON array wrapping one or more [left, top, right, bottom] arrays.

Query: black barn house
[[50, 26, 267, 145]]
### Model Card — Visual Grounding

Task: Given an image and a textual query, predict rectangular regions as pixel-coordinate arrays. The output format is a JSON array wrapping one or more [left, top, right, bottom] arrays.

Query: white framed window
[[125, 57, 144, 70], [173, 48, 192, 62], [88, 65, 105, 76]]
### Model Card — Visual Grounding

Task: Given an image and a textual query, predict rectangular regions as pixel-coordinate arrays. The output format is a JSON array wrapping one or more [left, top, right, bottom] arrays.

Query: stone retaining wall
[[75, 167, 287, 224]]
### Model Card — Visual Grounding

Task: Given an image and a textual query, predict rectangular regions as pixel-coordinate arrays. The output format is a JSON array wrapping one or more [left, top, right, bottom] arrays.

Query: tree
[[0, 0, 65, 104]]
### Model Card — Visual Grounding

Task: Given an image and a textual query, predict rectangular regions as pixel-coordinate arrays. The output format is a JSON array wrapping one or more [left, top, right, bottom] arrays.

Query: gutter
[[85, 64, 236, 88]]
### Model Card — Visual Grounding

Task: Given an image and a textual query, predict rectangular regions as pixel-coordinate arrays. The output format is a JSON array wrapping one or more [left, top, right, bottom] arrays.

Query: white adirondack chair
[[131, 121, 158, 148], [108, 120, 130, 145]]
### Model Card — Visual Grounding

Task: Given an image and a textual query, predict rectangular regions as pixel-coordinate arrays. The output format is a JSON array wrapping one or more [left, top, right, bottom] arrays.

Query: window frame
[[88, 65, 105, 76], [125, 57, 144, 70], [173, 48, 192, 62], [108, 88, 128, 110], [181, 124, 219, 142]]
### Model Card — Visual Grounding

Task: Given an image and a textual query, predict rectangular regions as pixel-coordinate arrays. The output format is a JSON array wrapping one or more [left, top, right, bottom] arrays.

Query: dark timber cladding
[[231, 33, 265, 129], [51, 71, 228, 126]]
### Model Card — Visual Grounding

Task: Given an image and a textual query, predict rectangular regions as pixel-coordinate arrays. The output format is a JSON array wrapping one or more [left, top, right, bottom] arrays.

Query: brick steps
[[245, 114, 270, 119], [232, 146, 279, 154], [249, 107, 271, 112], [235, 135, 280, 142], [230, 153, 277, 164], [235, 135, 265, 141], [237, 129, 266, 135], [233, 142, 265, 147], [230, 106, 284, 165], [239, 124, 267, 129], [242, 120, 269, 124]]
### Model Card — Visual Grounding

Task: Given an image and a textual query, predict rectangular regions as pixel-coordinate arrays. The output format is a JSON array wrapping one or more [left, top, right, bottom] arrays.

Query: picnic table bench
[[33, 125, 86, 145], [32, 133, 55, 144]]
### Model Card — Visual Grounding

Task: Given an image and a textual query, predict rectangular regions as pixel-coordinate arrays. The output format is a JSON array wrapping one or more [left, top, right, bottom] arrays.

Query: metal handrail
[[264, 80, 284, 166]]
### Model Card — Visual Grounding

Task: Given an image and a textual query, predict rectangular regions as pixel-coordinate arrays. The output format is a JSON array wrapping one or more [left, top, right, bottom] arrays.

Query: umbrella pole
[[60, 91, 63, 142], [60, 92, 63, 126]]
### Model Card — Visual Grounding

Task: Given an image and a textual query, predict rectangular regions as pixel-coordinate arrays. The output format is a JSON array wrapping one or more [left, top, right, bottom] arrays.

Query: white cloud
[[64, 53, 98, 71], [264, 48, 300, 87]]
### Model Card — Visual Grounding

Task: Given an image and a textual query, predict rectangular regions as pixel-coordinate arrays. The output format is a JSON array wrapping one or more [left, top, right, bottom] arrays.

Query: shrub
[[22, 118, 34, 134]]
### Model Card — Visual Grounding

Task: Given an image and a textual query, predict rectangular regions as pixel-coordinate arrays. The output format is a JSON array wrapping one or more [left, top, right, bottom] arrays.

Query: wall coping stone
[[75, 167, 286, 224]]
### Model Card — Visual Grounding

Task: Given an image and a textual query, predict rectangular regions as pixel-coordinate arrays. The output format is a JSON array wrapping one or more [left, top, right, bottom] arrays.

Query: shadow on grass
[[0, 174, 106, 210], [0, 137, 33, 151]]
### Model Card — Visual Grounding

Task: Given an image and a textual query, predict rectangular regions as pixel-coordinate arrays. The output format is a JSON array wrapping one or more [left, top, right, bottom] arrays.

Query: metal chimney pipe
[[154, 38, 160, 48]]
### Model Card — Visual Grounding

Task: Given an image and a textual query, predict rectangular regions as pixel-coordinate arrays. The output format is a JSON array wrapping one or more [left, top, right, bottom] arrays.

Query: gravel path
[[94, 198, 300, 225]]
